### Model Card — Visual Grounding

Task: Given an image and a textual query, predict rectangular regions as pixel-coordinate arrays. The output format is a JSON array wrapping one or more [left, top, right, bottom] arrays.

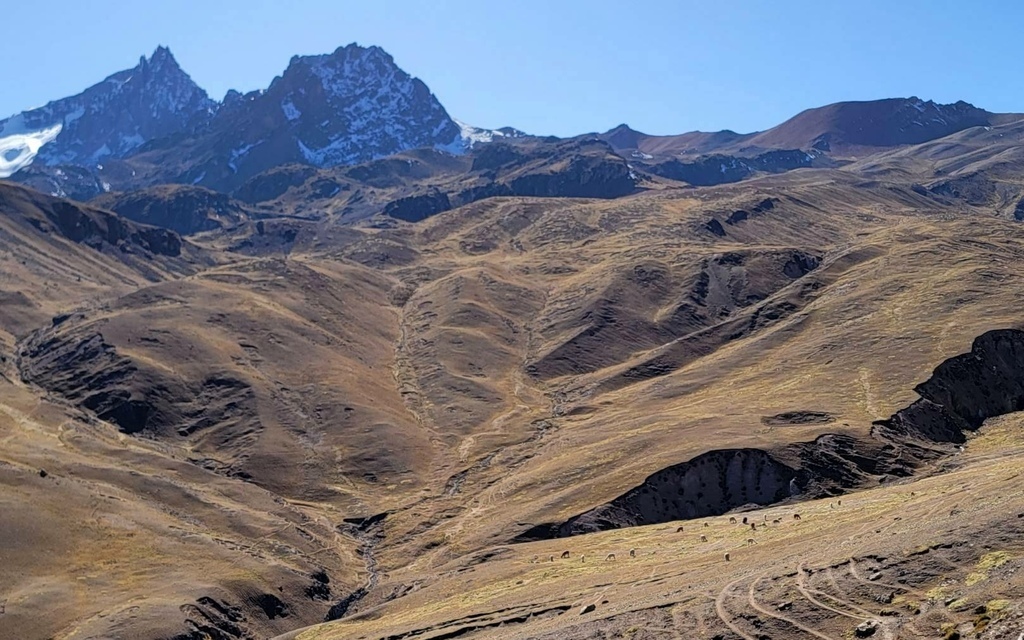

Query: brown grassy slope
[[295, 412, 1024, 640], [0, 181, 202, 344], [329, 172, 1024, 567], [18, 257, 430, 509], [0, 185, 371, 640], [7, 161, 1024, 639], [0, 375, 366, 640]]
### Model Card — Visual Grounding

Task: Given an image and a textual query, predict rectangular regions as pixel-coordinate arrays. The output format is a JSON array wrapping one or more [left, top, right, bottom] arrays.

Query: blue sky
[[3, 0, 1020, 136]]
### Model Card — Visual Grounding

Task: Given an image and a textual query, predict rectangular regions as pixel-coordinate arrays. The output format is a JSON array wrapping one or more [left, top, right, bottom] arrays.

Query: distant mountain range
[[0, 44, 520, 194], [600, 97, 1021, 159], [2, 42, 1021, 210]]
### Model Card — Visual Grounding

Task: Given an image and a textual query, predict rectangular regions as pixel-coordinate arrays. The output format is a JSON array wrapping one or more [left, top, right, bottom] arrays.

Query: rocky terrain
[[6, 42, 1024, 640]]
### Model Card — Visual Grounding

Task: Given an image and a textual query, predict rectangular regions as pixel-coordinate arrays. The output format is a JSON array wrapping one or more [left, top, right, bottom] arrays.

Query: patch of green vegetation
[[977, 551, 1012, 571], [926, 585, 950, 601], [965, 571, 987, 586]]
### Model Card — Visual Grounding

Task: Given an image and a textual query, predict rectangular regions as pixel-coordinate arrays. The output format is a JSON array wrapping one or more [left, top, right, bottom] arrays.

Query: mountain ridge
[[0, 47, 214, 177], [6, 43, 1024, 201], [0, 43, 517, 191], [600, 96, 1024, 160]]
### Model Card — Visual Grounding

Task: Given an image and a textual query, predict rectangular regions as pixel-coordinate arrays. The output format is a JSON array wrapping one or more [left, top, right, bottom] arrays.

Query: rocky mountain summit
[[5, 44, 1023, 217], [0, 47, 213, 177], [1, 43, 510, 194]]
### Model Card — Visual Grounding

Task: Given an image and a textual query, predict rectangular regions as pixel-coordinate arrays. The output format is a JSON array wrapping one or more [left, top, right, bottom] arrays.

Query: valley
[[3, 40, 1024, 640]]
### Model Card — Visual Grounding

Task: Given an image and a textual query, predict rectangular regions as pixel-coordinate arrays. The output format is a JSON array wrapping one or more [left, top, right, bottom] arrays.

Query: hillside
[[7, 41, 1024, 640], [602, 98, 1024, 162], [6, 136, 1024, 637]]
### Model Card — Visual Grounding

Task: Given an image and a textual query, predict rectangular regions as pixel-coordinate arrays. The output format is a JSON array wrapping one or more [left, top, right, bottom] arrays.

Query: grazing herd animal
[[537, 509, 821, 565]]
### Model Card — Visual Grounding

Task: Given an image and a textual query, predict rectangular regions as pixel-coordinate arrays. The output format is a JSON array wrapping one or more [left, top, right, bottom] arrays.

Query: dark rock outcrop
[[9, 164, 110, 201], [521, 329, 1024, 539], [92, 185, 252, 235], [876, 329, 1024, 443], [383, 189, 452, 222], [0, 182, 183, 258], [641, 149, 814, 187], [554, 449, 797, 537], [19, 328, 256, 439], [506, 151, 635, 199], [233, 165, 320, 203], [726, 198, 776, 225]]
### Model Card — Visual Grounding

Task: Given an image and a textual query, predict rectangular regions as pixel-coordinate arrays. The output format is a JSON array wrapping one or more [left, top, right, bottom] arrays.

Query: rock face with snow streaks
[[171, 43, 466, 190], [0, 47, 213, 177]]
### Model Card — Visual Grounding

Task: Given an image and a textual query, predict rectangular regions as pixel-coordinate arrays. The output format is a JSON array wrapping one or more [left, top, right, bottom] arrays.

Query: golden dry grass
[[4, 166, 1024, 638]]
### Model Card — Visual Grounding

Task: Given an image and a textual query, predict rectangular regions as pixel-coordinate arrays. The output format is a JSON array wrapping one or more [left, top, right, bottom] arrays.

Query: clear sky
[[3, 0, 1020, 136]]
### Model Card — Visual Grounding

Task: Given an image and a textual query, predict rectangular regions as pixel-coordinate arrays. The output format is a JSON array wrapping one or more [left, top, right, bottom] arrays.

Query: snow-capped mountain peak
[[0, 46, 213, 177], [2, 43, 527, 190], [451, 119, 528, 148], [255, 42, 462, 169]]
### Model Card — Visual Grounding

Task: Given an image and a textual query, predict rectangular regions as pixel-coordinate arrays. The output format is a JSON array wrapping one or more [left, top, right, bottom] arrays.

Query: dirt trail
[[746, 574, 836, 640], [714, 578, 758, 640]]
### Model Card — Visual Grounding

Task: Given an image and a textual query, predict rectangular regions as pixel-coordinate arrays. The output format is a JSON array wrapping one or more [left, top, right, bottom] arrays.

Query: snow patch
[[434, 119, 523, 156], [281, 99, 301, 121], [228, 142, 257, 173], [454, 118, 507, 147], [63, 107, 86, 126], [118, 134, 145, 152], [297, 137, 353, 166], [91, 144, 111, 161], [0, 122, 63, 178]]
